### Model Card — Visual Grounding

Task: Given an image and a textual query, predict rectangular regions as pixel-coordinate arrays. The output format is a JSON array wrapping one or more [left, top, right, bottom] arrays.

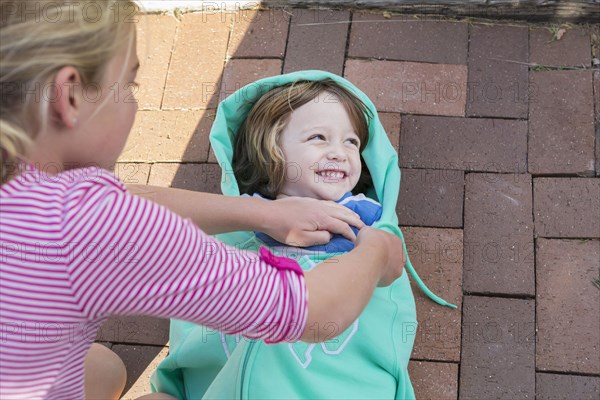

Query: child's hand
[[355, 227, 406, 286], [265, 197, 365, 247], [302, 226, 405, 339]]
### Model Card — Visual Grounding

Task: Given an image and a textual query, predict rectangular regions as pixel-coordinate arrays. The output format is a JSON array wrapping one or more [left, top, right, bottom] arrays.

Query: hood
[[209, 70, 455, 309], [210, 71, 400, 230]]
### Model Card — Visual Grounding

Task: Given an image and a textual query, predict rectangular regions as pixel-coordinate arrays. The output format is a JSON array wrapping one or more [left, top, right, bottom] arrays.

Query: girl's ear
[[50, 66, 83, 130]]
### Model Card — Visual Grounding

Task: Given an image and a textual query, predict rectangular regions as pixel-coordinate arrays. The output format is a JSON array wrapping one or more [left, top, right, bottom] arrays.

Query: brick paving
[[108, 9, 600, 399], [459, 296, 536, 399], [399, 115, 528, 172], [397, 169, 464, 228], [536, 239, 600, 375], [219, 58, 283, 101], [284, 9, 350, 75], [227, 10, 290, 59], [530, 26, 592, 67], [529, 70, 595, 175], [464, 173, 534, 296], [348, 14, 468, 65], [466, 24, 529, 118], [345, 59, 468, 115]]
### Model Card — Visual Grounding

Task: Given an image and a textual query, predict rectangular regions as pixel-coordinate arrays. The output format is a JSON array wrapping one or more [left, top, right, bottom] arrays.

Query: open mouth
[[316, 170, 347, 181]]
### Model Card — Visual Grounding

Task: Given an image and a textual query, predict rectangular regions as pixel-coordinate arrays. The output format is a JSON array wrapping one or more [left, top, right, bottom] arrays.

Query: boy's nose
[[326, 144, 347, 161]]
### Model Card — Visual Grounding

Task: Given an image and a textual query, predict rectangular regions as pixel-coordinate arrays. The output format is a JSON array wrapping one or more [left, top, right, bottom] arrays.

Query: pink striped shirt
[[0, 165, 307, 399]]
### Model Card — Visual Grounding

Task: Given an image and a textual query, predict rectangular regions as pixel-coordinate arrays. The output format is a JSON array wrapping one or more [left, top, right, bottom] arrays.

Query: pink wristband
[[259, 246, 304, 275]]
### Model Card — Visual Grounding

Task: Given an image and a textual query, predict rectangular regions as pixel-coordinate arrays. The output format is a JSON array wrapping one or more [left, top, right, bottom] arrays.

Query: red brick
[[378, 112, 400, 152], [148, 163, 222, 193], [464, 173, 534, 296], [459, 296, 535, 399], [593, 26, 600, 65], [349, 13, 468, 64], [595, 69, 600, 122], [344, 59, 467, 115], [403, 227, 463, 362], [228, 10, 289, 58], [466, 24, 529, 118], [529, 70, 595, 175], [96, 316, 168, 345], [408, 361, 458, 400], [536, 239, 600, 374], [399, 115, 527, 173], [219, 58, 282, 102], [112, 163, 150, 185], [533, 178, 600, 238], [284, 9, 350, 75], [397, 169, 464, 228], [208, 145, 218, 164], [536, 373, 600, 400], [119, 110, 214, 163], [595, 70, 599, 176], [111, 344, 169, 399], [530, 27, 592, 67], [163, 13, 230, 109], [135, 14, 178, 110], [596, 120, 600, 177]]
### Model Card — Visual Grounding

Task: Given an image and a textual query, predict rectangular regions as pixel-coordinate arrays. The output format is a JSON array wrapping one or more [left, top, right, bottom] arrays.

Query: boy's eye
[[346, 138, 360, 146], [308, 134, 326, 141]]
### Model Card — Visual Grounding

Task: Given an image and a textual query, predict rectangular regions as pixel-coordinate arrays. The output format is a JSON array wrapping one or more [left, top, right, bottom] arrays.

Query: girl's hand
[[262, 197, 366, 247], [355, 227, 406, 286], [301, 225, 405, 341]]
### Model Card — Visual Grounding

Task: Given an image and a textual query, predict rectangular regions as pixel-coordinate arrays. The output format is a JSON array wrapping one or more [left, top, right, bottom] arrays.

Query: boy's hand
[[264, 197, 365, 247], [356, 227, 406, 286]]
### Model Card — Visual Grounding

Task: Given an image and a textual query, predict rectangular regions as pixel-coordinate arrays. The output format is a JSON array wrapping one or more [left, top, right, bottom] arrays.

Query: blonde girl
[[0, 2, 405, 399]]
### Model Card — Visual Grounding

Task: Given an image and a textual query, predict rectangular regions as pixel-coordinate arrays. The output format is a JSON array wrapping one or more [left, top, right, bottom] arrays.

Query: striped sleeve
[[62, 173, 307, 343]]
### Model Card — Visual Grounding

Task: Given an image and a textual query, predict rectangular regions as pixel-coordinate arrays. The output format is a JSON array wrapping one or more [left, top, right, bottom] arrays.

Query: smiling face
[[233, 79, 371, 200], [277, 91, 362, 201]]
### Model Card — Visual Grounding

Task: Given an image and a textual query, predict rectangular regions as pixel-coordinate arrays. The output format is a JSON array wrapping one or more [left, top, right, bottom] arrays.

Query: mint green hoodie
[[151, 70, 455, 399]]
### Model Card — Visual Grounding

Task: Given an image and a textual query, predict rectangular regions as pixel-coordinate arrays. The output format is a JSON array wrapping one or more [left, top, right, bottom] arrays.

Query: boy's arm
[[126, 184, 365, 246]]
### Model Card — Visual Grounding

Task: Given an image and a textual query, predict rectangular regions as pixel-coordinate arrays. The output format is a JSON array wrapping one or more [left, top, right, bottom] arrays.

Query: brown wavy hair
[[233, 79, 373, 199]]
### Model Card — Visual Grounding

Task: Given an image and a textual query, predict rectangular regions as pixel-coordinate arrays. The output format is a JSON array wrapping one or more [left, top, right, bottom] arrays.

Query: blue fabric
[[255, 192, 383, 253]]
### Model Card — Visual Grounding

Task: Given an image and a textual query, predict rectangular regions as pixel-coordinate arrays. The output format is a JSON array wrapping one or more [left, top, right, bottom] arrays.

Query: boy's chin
[[315, 190, 348, 202]]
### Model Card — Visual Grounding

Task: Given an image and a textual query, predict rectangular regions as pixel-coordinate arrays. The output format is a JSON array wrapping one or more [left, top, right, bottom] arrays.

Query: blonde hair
[[0, 0, 139, 184], [233, 79, 373, 199]]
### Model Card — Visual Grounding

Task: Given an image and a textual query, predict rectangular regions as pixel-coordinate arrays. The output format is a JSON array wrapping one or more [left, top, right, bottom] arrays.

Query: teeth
[[318, 171, 345, 179]]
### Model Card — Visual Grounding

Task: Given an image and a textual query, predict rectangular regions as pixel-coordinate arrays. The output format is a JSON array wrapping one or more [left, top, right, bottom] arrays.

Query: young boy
[[234, 79, 382, 253], [152, 71, 455, 400]]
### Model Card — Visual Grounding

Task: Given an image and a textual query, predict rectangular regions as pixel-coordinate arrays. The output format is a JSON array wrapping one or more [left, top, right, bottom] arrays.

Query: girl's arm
[[67, 177, 402, 344], [127, 184, 365, 246], [301, 227, 405, 342]]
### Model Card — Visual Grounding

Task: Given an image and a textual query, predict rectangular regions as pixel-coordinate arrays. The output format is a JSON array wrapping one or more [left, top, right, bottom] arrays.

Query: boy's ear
[[50, 66, 83, 130]]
